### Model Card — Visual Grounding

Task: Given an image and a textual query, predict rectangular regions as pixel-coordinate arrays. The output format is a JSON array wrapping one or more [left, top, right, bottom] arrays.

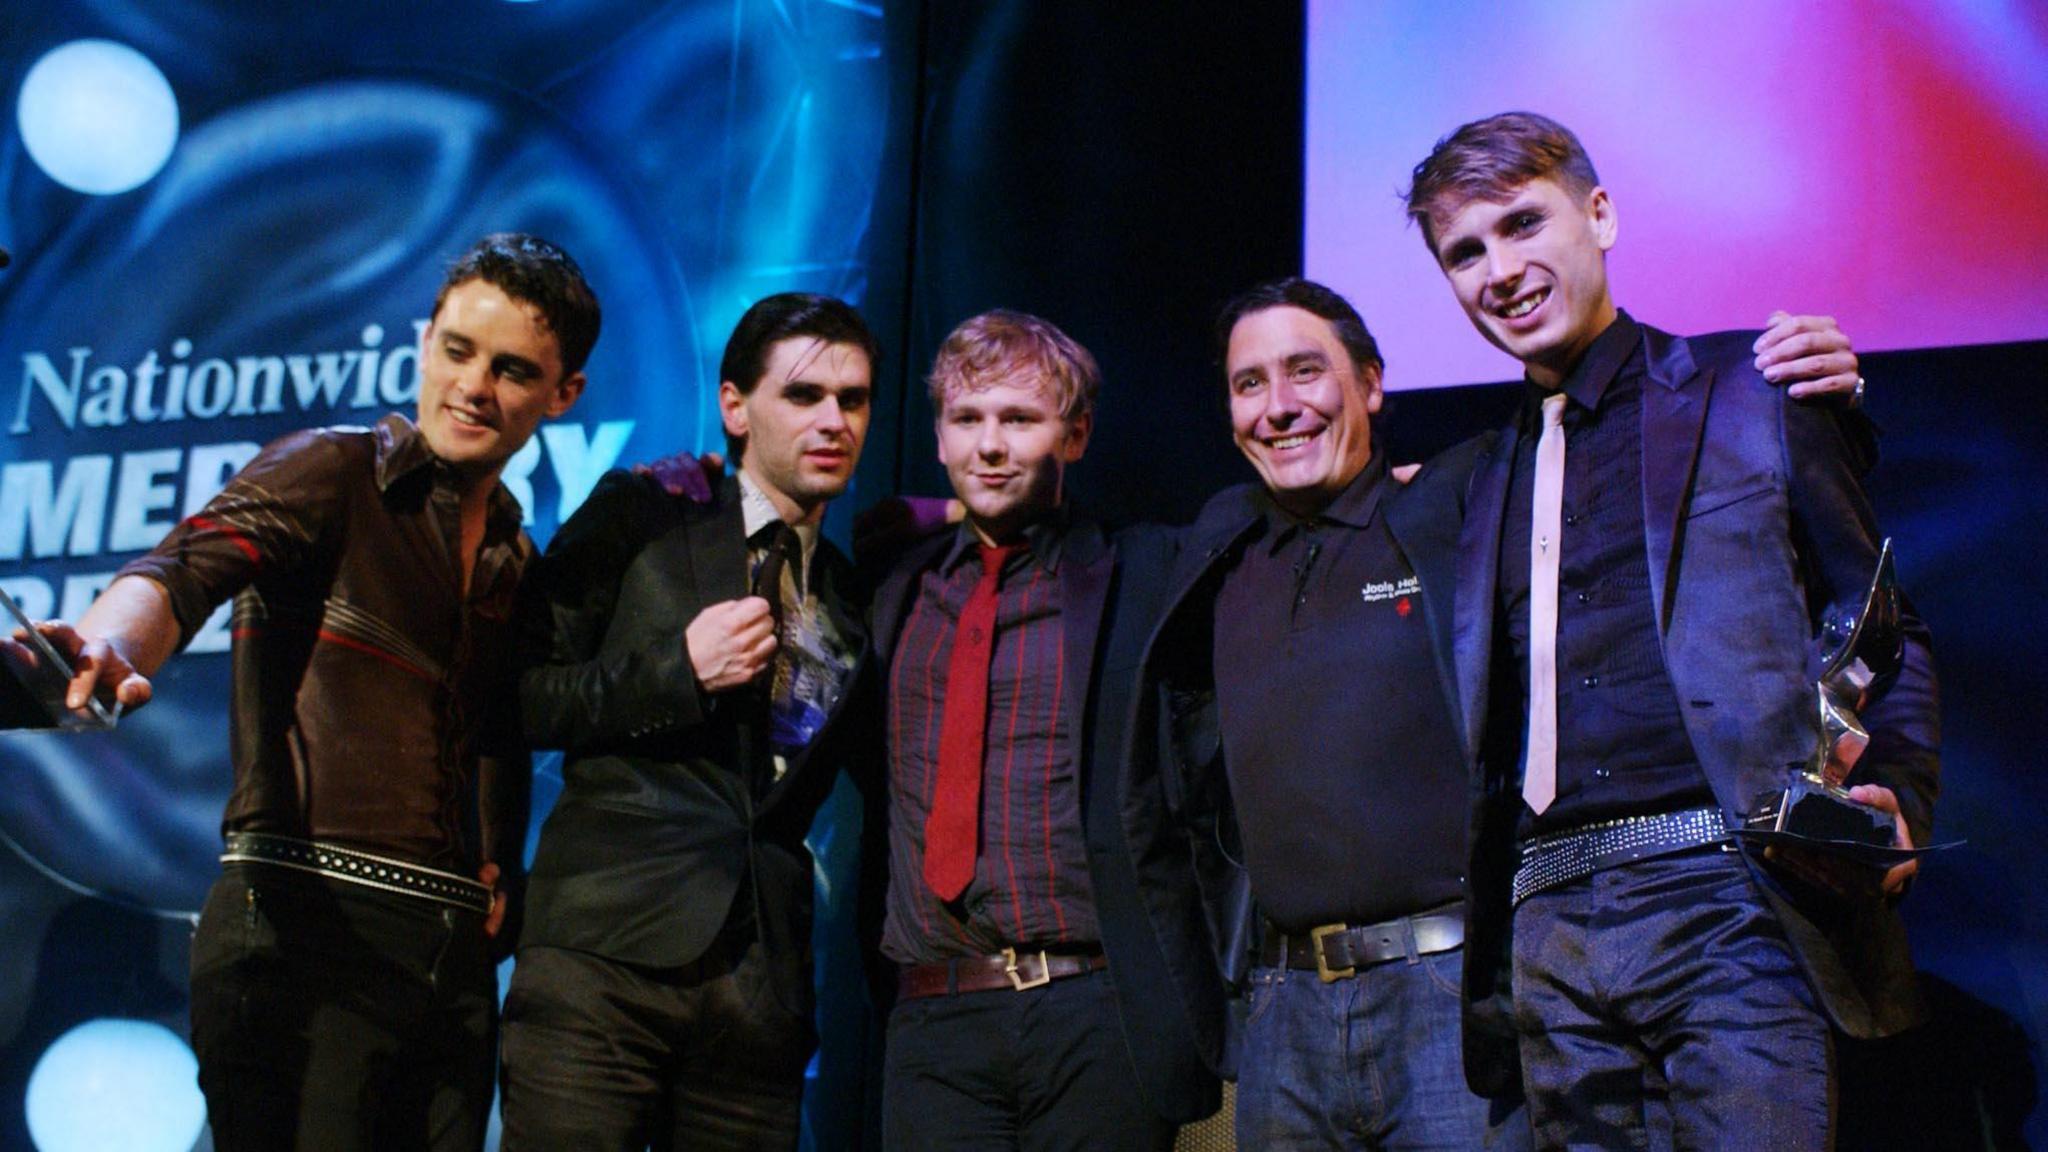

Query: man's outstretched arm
[[25, 575, 184, 713]]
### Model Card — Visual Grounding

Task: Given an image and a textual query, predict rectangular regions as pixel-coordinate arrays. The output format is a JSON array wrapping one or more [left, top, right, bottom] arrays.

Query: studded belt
[[221, 832, 494, 915], [1511, 807, 1733, 906]]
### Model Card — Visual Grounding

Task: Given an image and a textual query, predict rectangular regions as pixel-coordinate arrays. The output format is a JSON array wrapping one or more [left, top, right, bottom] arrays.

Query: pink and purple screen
[[1305, 1, 2048, 389]]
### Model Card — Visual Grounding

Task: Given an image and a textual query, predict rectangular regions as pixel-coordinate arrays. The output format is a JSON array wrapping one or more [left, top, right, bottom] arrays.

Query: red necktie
[[923, 544, 1014, 901]]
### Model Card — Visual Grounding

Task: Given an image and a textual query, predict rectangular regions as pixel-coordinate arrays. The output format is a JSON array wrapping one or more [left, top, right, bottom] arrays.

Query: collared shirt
[[120, 413, 529, 873], [880, 514, 1099, 963], [1497, 312, 1712, 836], [737, 473, 853, 772], [1211, 455, 1469, 930], [739, 471, 819, 595]]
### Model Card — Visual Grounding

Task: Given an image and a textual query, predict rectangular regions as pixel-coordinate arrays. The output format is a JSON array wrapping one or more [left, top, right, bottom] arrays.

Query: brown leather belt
[[1258, 907, 1465, 983], [897, 947, 1108, 1000]]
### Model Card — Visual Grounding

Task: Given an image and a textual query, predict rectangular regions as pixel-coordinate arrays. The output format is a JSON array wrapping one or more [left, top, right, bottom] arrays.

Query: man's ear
[[931, 389, 957, 467], [546, 371, 587, 419], [1589, 186, 1619, 251], [1361, 364, 1386, 417], [1060, 412, 1092, 463], [719, 380, 748, 440]]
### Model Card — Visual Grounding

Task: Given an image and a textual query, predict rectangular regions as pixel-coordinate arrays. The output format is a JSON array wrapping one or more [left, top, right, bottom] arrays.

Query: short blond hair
[[927, 310, 1099, 425]]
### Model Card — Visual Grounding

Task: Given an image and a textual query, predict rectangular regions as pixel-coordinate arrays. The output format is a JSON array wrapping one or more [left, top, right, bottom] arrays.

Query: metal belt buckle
[[1002, 947, 1052, 991], [1309, 923, 1355, 983]]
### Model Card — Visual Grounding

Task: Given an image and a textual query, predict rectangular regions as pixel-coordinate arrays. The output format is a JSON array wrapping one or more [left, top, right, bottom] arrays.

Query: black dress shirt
[[1212, 456, 1468, 929], [1497, 312, 1714, 836]]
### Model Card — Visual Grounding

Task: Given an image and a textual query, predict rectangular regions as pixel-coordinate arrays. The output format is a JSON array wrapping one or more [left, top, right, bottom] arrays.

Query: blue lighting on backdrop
[[24, 1019, 204, 1152], [16, 40, 179, 196], [1, 1, 895, 1147]]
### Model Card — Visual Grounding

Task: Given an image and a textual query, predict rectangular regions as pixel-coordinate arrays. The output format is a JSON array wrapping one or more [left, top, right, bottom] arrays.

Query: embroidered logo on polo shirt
[[1360, 575, 1421, 605]]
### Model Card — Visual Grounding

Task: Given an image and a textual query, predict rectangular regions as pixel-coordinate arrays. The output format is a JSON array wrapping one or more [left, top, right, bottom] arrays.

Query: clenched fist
[[685, 596, 778, 692]]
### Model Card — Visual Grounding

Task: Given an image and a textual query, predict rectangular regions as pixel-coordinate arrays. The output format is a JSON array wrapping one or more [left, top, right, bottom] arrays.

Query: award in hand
[[1737, 540, 1922, 866], [1, 589, 121, 731]]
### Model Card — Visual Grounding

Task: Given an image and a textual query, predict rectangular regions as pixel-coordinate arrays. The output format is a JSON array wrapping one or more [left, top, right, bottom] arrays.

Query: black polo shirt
[[1212, 456, 1468, 930], [1497, 312, 1714, 836]]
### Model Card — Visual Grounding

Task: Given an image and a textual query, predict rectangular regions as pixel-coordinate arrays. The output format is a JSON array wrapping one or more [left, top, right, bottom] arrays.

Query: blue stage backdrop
[[0, 3, 899, 1149]]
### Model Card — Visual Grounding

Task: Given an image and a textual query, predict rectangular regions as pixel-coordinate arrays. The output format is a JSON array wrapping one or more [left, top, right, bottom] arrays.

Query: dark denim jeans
[[188, 864, 497, 1152], [1512, 846, 1834, 1151], [1236, 945, 1529, 1150]]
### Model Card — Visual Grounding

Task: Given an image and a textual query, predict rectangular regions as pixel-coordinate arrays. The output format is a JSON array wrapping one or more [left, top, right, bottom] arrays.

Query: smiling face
[[1431, 176, 1619, 388], [935, 374, 1089, 546], [720, 336, 872, 524], [417, 278, 585, 487], [1226, 304, 1382, 516]]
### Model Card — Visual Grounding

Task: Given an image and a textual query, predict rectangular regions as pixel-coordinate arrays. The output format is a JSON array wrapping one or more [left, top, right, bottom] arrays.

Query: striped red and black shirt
[[879, 522, 1099, 964]]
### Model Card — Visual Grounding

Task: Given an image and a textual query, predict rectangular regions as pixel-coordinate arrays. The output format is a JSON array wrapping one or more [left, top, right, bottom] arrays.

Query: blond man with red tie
[[868, 310, 1216, 1150]]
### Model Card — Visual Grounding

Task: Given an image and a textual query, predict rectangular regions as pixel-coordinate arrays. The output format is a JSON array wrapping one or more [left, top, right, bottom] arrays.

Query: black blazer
[[1117, 434, 1490, 1088], [867, 514, 1220, 1126], [1452, 325, 1941, 1097], [516, 471, 872, 1015]]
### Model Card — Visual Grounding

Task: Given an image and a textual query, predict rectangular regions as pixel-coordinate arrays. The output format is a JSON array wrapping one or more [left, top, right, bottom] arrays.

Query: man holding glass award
[[1406, 113, 1941, 1150]]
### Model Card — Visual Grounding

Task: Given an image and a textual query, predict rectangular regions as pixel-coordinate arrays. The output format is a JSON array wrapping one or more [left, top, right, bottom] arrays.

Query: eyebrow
[[492, 352, 544, 378], [1441, 227, 1492, 262], [1437, 196, 1548, 258], [945, 395, 1050, 416]]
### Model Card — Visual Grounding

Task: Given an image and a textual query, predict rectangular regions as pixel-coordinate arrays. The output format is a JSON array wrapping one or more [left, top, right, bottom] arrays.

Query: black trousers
[[188, 863, 497, 1152], [882, 967, 1177, 1152], [498, 933, 815, 1151]]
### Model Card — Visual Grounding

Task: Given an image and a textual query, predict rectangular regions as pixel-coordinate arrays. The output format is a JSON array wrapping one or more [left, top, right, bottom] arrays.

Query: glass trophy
[[1, 588, 121, 731], [1738, 540, 1915, 865]]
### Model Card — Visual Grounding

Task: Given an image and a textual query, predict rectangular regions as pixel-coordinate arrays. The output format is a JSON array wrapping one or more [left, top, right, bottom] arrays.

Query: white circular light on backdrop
[[16, 39, 180, 195], [23, 1019, 207, 1152]]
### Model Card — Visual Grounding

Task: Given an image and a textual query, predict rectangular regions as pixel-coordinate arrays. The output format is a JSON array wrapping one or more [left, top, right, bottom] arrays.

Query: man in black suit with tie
[[1407, 112, 1939, 1149], [498, 293, 879, 1150]]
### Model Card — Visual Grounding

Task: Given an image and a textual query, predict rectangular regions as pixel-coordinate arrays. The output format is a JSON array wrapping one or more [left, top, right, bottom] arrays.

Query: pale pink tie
[[1524, 392, 1568, 815]]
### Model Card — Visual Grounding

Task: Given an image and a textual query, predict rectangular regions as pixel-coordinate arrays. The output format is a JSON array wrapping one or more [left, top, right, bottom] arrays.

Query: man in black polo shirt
[[1406, 112, 1939, 1149], [1119, 277, 1863, 1150], [1206, 283, 1483, 1146]]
